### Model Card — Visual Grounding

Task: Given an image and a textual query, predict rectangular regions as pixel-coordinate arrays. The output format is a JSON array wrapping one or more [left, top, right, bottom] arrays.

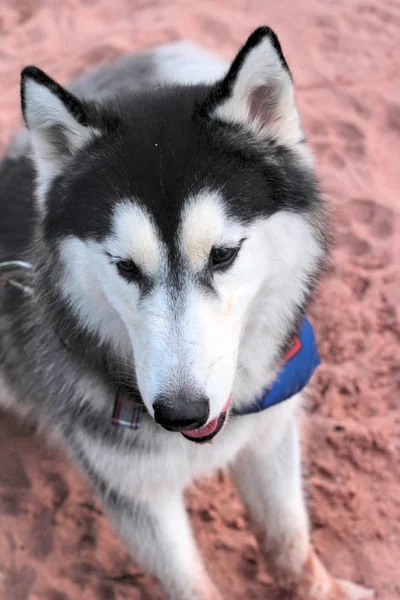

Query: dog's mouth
[[182, 397, 231, 444]]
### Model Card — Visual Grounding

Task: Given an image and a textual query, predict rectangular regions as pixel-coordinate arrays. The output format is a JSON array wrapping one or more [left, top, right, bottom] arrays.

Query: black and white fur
[[0, 28, 373, 599]]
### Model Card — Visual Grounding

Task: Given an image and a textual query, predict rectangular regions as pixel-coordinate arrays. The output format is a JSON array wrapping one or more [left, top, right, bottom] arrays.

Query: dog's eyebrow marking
[[107, 201, 165, 275], [179, 190, 228, 268]]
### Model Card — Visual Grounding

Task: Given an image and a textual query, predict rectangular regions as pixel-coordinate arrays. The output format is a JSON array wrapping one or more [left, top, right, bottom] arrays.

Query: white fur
[[6, 130, 30, 159], [23, 77, 100, 206], [231, 409, 310, 574], [112, 490, 217, 600], [213, 35, 303, 147], [179, 190, 243, 268], [75, 393, 299, 499], [59, 189, 323, 426], [233, 210, 324, 408], [73, 393, 306, 600], [59, 236, 134, 353], [154, 41, 228, 84], [108, 201, 165, 276]]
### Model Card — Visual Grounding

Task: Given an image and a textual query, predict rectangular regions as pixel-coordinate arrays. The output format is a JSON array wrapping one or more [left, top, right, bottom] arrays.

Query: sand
[[0, 0, 399, 598]]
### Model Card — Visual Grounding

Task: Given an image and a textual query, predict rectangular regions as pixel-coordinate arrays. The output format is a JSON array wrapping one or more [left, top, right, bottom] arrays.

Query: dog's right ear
[[21, 66, 101, 202]]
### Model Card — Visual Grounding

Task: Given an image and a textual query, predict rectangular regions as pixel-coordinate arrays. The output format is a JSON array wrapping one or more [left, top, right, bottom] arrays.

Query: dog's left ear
[[203, 27, 302, 147]]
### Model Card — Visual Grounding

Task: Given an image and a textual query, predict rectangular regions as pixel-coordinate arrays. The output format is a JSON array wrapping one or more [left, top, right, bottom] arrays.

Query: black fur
[[0, 154, 37, 261], [40, 85, 319, 251]]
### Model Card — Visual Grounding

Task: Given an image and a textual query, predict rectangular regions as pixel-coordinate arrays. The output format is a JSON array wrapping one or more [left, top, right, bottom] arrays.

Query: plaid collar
[[112, 394, 144, 430], [112, 317, 320, 429]]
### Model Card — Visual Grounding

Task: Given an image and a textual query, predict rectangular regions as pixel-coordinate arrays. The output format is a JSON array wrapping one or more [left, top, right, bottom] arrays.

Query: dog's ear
[[21, 66, 100, 200], [203, 27, 302, 147]]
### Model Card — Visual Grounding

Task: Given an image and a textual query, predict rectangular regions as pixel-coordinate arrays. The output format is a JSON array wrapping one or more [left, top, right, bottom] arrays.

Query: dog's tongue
[[182, 414, 221, 439], [182, 397, 231, 439]]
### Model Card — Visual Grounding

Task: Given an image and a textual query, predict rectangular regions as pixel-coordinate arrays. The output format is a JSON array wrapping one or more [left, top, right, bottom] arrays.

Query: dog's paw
[[288, 551, 375, 600], [333, 578, 375, 600]]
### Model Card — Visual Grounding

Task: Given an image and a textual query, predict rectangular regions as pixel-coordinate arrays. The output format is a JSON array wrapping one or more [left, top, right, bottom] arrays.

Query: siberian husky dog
[[0, 27, 373, 600]]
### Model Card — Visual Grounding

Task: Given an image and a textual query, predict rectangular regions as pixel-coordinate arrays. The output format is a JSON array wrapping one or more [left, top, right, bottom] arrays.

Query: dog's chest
[[73, 415, 253, 499], [72, 399, 298, 502]]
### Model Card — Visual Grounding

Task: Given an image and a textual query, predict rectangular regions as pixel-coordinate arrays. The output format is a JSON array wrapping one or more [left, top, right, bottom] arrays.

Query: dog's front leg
[[230, 413, 374, 599], [102, 487, 221, 600]]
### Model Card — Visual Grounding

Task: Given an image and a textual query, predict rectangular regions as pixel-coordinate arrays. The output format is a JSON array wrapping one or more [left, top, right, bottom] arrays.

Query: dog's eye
[[115, 259, 141, 281], [211, 246, 240, 269]]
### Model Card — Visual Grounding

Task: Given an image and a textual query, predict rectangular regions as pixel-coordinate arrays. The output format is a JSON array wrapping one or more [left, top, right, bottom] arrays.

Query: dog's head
[[21, 28, 327, 442]]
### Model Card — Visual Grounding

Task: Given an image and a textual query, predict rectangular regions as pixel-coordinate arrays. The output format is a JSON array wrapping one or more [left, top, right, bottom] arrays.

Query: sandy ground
[[0, 0, 399, 599]]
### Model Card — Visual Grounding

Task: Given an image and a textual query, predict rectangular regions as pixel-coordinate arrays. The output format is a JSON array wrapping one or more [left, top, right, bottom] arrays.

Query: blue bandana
[[232, 317, 320, 416], [112, 317, 320, 429]]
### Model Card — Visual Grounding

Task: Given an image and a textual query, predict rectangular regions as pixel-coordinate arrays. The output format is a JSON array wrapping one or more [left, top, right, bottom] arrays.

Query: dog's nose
[[153, 394, 209, 432]]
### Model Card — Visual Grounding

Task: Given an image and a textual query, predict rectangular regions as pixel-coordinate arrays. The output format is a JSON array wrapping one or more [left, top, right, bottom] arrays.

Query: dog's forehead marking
[[107, 201, 164, 274], [179, 190, 229, 267]]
